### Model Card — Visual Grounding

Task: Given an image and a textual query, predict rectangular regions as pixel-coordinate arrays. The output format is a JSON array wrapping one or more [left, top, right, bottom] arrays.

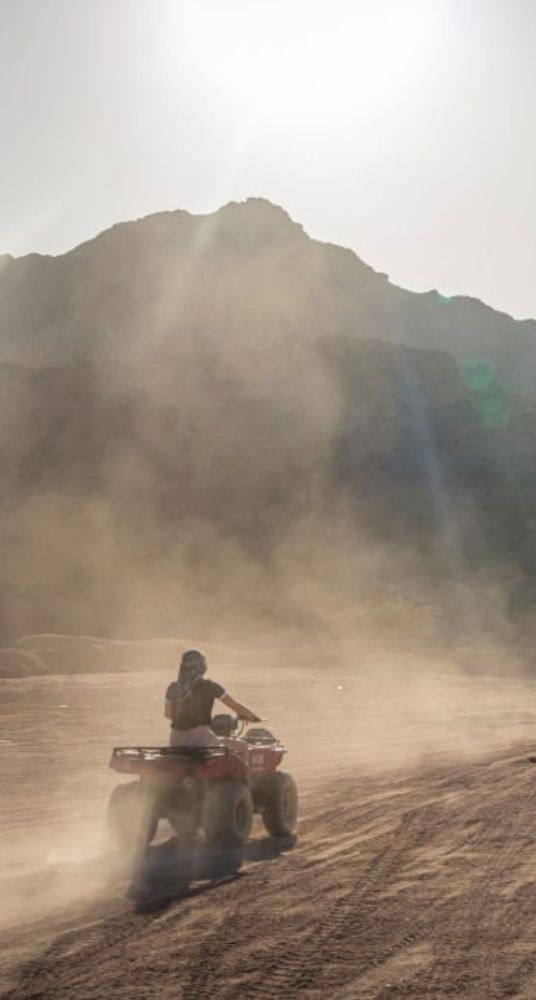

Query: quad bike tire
[[107, 781, 158, 853], [202, 780, 253, 847], [259, 772, 298, 837]]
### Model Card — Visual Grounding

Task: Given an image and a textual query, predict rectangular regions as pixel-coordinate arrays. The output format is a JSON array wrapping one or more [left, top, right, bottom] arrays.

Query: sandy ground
[[2, 652, 536, 997]]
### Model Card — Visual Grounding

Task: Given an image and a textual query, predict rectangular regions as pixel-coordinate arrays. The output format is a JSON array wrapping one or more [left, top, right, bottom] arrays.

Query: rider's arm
[[220, 692, 260, 722], [164, 682, 175, 721]]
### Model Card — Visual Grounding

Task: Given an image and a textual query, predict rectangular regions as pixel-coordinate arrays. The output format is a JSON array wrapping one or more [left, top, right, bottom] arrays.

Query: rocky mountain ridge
[[1, 198, 535, 390]]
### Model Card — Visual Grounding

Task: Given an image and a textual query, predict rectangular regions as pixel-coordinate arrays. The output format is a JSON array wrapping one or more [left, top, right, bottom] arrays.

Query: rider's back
[[167, 678, 225, 732]]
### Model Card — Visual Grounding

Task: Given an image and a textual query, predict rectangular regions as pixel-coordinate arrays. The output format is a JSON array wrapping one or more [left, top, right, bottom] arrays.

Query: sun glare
[[181, 0, 449, 124]]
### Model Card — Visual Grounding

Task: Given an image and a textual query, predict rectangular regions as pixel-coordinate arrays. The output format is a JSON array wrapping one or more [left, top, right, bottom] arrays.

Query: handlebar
[[210, 712, 266, 738], [234, 717, 264, 736]]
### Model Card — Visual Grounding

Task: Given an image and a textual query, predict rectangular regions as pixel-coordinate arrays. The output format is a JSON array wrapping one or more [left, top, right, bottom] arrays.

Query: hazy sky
[[1, 0, 535, 319]]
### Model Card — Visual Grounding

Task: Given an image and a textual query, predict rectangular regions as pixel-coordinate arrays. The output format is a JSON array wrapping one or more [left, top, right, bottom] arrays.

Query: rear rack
[[110, 745, 236, 765]]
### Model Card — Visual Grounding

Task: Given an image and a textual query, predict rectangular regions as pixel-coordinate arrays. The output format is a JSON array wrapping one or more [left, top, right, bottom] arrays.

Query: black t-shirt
[[166, 678, 225, 731]]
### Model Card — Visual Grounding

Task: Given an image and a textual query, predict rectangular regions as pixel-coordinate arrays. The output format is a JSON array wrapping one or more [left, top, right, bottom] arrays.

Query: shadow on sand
[[128, 834, 297, 913]]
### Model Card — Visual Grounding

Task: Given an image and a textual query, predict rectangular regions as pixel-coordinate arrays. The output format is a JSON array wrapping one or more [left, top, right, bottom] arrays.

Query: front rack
[[245, 734, 282, 747]]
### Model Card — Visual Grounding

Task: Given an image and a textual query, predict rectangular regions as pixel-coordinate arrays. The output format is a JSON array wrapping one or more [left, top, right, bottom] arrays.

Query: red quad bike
[[107, 716, 298, 854]]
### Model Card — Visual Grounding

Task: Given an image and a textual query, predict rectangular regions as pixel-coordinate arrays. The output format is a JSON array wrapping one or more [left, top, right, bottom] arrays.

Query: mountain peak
[[215, 196, 299, 225]]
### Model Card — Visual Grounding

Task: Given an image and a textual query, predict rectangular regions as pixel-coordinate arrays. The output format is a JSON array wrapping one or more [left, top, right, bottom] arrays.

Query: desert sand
[[2, 649, 536, 998]]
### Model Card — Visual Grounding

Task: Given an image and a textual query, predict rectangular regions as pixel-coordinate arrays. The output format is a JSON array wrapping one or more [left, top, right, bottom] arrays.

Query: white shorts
[[169, 725, 220, 748]]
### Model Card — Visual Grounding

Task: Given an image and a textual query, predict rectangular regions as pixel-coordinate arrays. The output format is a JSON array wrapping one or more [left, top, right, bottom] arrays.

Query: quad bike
[[107, 716, 298, 854]]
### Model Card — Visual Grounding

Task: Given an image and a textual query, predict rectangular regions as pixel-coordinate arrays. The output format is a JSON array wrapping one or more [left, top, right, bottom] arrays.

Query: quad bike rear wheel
[[107, 781, 158, 853], [259, 772, 298, 837], [202, 780, 253, 847]]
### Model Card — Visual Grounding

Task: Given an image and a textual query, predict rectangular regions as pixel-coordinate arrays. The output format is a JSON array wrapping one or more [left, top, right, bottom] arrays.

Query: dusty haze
[[1, 201, 535, 652]]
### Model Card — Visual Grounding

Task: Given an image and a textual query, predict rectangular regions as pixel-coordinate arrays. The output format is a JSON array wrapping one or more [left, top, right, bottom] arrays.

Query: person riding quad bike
[[165, 649, 260, 747], [108, 650, 297, 859]]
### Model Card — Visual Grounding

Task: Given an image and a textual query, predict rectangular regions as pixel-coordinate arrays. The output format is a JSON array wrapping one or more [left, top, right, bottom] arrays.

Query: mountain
[[0, 199, 535, 645], [1, 198, 535, 391]]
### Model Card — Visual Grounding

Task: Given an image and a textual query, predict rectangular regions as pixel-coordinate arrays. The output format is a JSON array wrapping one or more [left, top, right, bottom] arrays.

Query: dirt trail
[[3, 748, 536, 998], [3, 661, 536, 997]]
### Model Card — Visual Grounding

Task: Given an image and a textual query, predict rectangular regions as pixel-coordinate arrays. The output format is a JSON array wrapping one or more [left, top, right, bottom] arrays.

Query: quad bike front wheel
[[259, 772, 298, 837], [107, 781, 158, 853], [202, 780, 253, 848]]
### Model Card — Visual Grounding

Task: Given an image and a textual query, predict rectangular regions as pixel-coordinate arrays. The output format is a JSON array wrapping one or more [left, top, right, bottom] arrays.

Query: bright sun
[[181, 0, 448, 124]]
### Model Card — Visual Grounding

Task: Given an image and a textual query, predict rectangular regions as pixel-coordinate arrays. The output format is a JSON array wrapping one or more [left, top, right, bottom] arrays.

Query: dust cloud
[[2, 646, 536, 940], [0, 200, 530, 652]]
